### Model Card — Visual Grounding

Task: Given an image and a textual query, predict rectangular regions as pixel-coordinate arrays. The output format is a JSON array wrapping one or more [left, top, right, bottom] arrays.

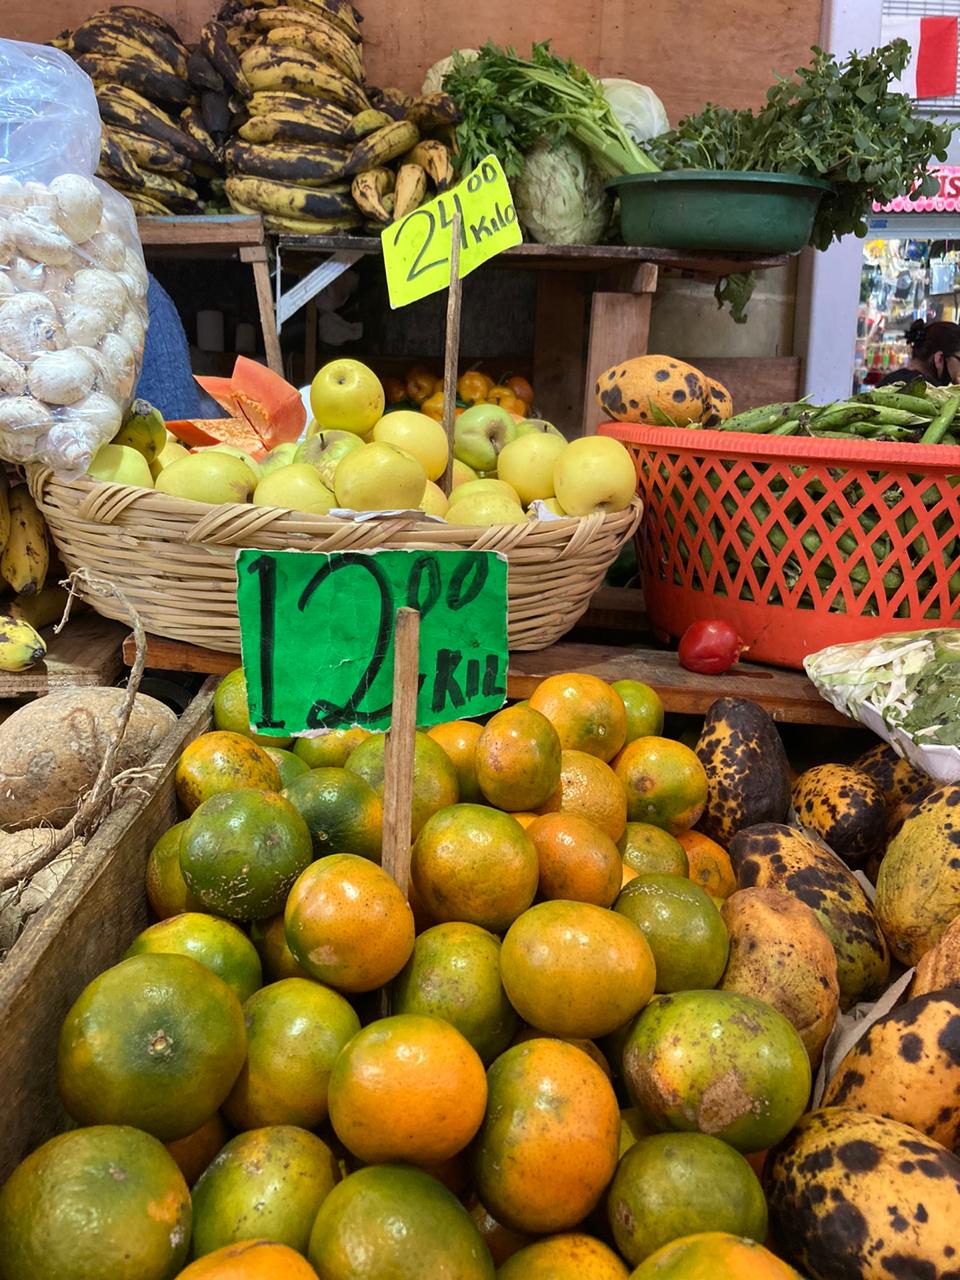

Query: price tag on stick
[[236, 547, 509, 736], [382, 153, 522, 309]]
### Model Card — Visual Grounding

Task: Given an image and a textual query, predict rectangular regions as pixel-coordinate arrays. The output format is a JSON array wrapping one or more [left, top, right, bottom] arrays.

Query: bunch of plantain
[[0, 477, 52, 673]]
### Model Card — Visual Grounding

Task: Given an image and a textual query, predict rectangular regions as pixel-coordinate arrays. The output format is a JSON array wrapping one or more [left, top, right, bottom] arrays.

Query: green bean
[[920, 394, 960, 444], [860, 390, 938, 417]]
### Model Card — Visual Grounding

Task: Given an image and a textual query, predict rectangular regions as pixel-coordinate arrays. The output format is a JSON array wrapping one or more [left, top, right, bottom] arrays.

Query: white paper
[[812, 968, 915, 1107]]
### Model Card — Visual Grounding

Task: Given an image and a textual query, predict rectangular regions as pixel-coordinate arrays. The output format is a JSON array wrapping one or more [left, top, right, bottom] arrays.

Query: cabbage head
[[601, 79, 669, 144], [514, 135, 612, 246]]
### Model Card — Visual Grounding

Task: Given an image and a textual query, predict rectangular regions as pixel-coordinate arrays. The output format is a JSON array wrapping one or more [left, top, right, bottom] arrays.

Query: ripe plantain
[[368, 86, 410, 121], [97, 86, 211, 164], [263, 24, 363, 83], [0, 473, 10, 556], [392, 164, 428, 220], [0, 615, 46, 673], [261, 212, 364, 234], [240, 45, 370, 112], [200, 20, 251, 97], [179, 107, 224, 165], [226, 139, 350, 186], [186, 48, 224, 93], [252, 5, 362, 50], [99, 132, 144, 189], [237, 105, 351, 146], [225, 174, 356, 220], [106, 126, 191, 175], [72, 14, 189, 78], [110, 7, 185, 41], [344, 119, 419, 175], [1, 486, 48, 598], [77, 54, 191, 106], [405, 91, 461, 131], [343, 108, 393, 142], [406, 139, 454, 191], [351, 167, 395, 224], [246, 0, 361, 43]]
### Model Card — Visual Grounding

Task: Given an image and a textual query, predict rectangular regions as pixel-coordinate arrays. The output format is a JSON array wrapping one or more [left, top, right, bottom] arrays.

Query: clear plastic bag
[[0, 40, 148, 476]]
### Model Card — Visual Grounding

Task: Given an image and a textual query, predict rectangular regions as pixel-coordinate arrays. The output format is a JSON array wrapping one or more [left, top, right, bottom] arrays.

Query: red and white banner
[[881, 15, 958, 99]]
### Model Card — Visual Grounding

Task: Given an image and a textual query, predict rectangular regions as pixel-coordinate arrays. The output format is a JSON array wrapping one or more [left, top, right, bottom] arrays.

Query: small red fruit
[[678, 620, 745, 675]]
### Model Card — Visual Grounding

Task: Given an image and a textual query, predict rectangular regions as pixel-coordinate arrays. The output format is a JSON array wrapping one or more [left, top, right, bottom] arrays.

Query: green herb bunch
[[644, 40, 953, 250], [443, 41, 657, 180]]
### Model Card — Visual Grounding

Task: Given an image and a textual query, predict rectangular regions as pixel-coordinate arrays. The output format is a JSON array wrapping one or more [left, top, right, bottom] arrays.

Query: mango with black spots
[[594, 355, 724, 428], [702, 376, 734, 426], [853, 741, 933, 829], [912, 914, 960, 998], [791, 764, 886, 867], [695, 699, 792, 847], [765, 1107, 960, 1280], [823, 989, 960, 1149], [720, 887, 839, 1067], [876, 784, 960, 966], [730, 823, 889, 1010]]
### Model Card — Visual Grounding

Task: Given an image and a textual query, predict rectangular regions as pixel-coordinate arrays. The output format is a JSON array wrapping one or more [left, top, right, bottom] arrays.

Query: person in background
[[876, 319, 960, 387], [134, 274, 222, 419]]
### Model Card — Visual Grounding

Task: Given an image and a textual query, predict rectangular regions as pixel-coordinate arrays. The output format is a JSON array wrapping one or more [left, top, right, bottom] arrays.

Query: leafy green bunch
[[644, 40, 953, 249], [443, 41, 657, 180]]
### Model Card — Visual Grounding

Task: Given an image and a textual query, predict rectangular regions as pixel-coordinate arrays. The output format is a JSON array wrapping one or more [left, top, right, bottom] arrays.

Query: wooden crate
[[0, 678, 217, 1182]]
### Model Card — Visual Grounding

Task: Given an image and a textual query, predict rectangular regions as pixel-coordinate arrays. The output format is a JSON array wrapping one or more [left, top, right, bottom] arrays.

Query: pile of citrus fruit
[[4, 666, 960, 1280]]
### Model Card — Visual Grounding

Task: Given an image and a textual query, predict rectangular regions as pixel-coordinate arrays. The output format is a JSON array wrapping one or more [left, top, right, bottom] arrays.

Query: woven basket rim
[[600, 420, 960, 469]]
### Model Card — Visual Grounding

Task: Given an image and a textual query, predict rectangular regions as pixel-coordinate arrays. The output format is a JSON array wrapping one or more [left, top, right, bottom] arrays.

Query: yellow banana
[[10, 584, 70, 631], [343, 108, 394, 143], [393, 164, 428, 220], [406, 140, 454, 191], [261, 213, 364, 234], [344, 120, 420, 175], [225, 175, 356, 220], [0, 474, 10, 556], [239, 45, 370, 112], [264, 25, 363, 83], [0, 614, 46, 673], [1, 486, 48, 598], [351, 167, 395, 224]]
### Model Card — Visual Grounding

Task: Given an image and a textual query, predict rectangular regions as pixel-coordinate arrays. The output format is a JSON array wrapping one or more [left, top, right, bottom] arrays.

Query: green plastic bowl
[[608, 170, 833, 254]]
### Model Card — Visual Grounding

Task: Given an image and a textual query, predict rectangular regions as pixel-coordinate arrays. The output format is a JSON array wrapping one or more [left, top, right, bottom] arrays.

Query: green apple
[[553, 436, 637, 516], [88, 442, 153, 489], [148, 438, 188, 481], [497, 433, 567, 505], [310, 358, 385, 435], [451, 459, 478, 489], [334, 441, 427, 512], [453, 403, 517, 472], [205, 443, 262, 481], [420, 479, 449, 517], [446, 490, 527, 526], [452, 478, 521, 506], [296, 430, 362, 488], [373, 410, 448, 482], [260, 442, 299, 477], [155, 451, 258, 505], [515, 418, 565, 439], [253, 463, 335, 515]]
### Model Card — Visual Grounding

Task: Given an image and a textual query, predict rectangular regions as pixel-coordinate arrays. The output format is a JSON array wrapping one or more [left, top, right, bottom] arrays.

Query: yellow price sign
[[382, 154, 522, 309]]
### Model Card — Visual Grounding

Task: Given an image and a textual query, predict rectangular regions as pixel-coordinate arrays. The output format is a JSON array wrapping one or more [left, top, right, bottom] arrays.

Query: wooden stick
[[440, 212, 463, 497], [380, 607, 421, 898]]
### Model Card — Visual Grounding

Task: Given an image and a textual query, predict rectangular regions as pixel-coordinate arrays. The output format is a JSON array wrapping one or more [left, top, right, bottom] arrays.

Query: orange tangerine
[[499, 1234, 629, 1279], [468, 1198, 533, 1266], [527, 812, 622, 907], [528, 673, 627, 762], [166, 1113, 231, 1187], [510, 812, 538, 829], [214, 668, 292, 749], [146, 821, 205, 919], [619, 822, 690, 877], [346, 731, 459, 838], [475, 704, 562, 811], [678, 831, 738, 899], [427, 719, 483, 802], [512, 1027, 612, 1078], [613, 737, 707, 834], [538, 749, 628, 841], [125, 912, 262, 1003], [249, 913, 310, 981], [175, 732, 281, 813], [175, 1239, 319, 1278], [293, 728, 370, 769], [611, 679, 665, 743]]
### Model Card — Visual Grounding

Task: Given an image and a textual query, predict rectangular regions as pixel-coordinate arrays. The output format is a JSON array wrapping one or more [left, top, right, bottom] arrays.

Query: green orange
[[475, 704, 562, 811], [614, 874, 729, 993], [607, 1133, 767, 1265], [392, 921, 517, 1063], [0, 1125, 191, 1280], [678, 831, 737, 899], [191, 1126, 339, 1259], [284, 853, 414, 992], [468, 1200, 532, 1267], [125, 912, 263, 1003], [346, 731, 459, 837], [250, 913, 310, 980], [223, 977, 360, 1130], [613, 737, 707, 834], [308, 1165, 494, 1280], [411, 803, 539, 933], [427, 719, 484, 802], [166, 1113, 231, 1187], [618, 822, 689, 877], [528, 673, 628, 762], [175, 731, 281, 813], [267, 748, 310, 788], [180, 788, 313, 921], [612, 679, 665, 743], [294, 727, 370, 769], [283, 767, 382, 861], [499, 1234, 629, 1279], [214, 667, 292, 749], [145, 821, 204, 918], [58, 953, 247, 1142]]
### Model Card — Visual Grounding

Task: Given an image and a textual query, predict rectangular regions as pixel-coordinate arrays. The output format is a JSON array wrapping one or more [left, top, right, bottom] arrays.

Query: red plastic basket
[[599, 421, 960, 669]]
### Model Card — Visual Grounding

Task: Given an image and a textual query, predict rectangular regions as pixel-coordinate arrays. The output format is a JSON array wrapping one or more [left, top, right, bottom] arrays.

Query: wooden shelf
[[136, 215, 264, 259], [0, 615, 126, 700]]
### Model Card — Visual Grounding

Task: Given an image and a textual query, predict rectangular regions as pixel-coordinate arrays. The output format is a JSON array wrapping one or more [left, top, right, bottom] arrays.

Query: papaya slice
[[194, 356, 306, 451], [166, 417, 267, 457]]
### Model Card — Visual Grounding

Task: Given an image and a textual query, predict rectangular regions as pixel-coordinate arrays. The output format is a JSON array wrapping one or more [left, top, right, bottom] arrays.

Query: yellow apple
[[148, 438, 188, 480], [205, 443, 262, 481], [334, 441, 427, 511], [452, 459, 478, 488], [452, 478, 521, 506], [88, 442, 153, 489], [310, 358, 385, 435], [420, 480, 449, 517], [515, 418, 565, 439], [373, 410, 449, 481], [155, 451, 257, 504], [553, 436, 637, 516], [253, 463, 335, 515], [497, 432, 567, 505], [259, 442, 299, 477], [446, 491, 527, 526], [453, 403, 517, 471], [296, 430, 362, 487]]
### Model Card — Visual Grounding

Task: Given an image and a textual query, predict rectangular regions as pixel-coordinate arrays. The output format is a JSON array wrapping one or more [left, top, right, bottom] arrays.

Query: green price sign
[[236, 548, 509, 735], [382, 153, 522, 308]]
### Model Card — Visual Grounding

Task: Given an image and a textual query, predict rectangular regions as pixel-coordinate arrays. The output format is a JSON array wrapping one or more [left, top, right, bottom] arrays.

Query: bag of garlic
[[0, 40, 148, 475]]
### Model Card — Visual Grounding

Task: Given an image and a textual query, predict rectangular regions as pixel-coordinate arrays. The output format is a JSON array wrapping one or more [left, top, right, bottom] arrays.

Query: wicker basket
[[29, 468, 641, 653]]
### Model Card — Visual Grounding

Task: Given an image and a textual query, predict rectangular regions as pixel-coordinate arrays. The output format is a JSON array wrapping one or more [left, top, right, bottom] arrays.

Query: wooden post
[[440, 213, 463, 496], [240, 245, 284, 377], [380, 607, 421, 898]]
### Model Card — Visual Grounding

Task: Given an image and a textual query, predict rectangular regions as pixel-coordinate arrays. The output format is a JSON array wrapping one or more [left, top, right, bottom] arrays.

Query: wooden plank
[[583, 291, 653, 434], [508, 643, 851, 727], [124, 632, 240, 676], [0, 679, 218, 1179], [137, 215, 264, 249], [0, 614, 125, 698], [248, 252, 284, 377], [533, 273, 588, 434], [690, 357, 803, 412], [575, 586, 648, 632]]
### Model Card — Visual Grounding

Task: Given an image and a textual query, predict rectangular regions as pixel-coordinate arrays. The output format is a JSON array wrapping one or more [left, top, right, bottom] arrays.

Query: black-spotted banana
[[239, 45, 370, 112], [0, 475, 10, 555], [0, 615, 46, 672], [370, 87, 410, 121], [344, 120, 419, 175], [253, 6, 363, 54], [1, 487, 48, 598], [226, 175, 356, 220], [343, 108, 393, 143], [238, 105, 351, 146], [405, 91, 461, 130], [351, 167, 395, 224], [106, 126, 190, 175], [72, 14, 189, 78], [10, 584, 69, 632], [111, 6, 184, 39], [264, 25, 363, 83], [200, 20, 251, 97], [406, 140, 454, 191], [97, 86, 210, 164], [77, 54, 191, 106], [226, 139, 349, 186], [179, 107, 223, 165], [99, 133, 145, 189], [248, 0, 361, 43], [393, 164, 428, 221], [134, 170, 202, 211], [261, 213, 363, 234]]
